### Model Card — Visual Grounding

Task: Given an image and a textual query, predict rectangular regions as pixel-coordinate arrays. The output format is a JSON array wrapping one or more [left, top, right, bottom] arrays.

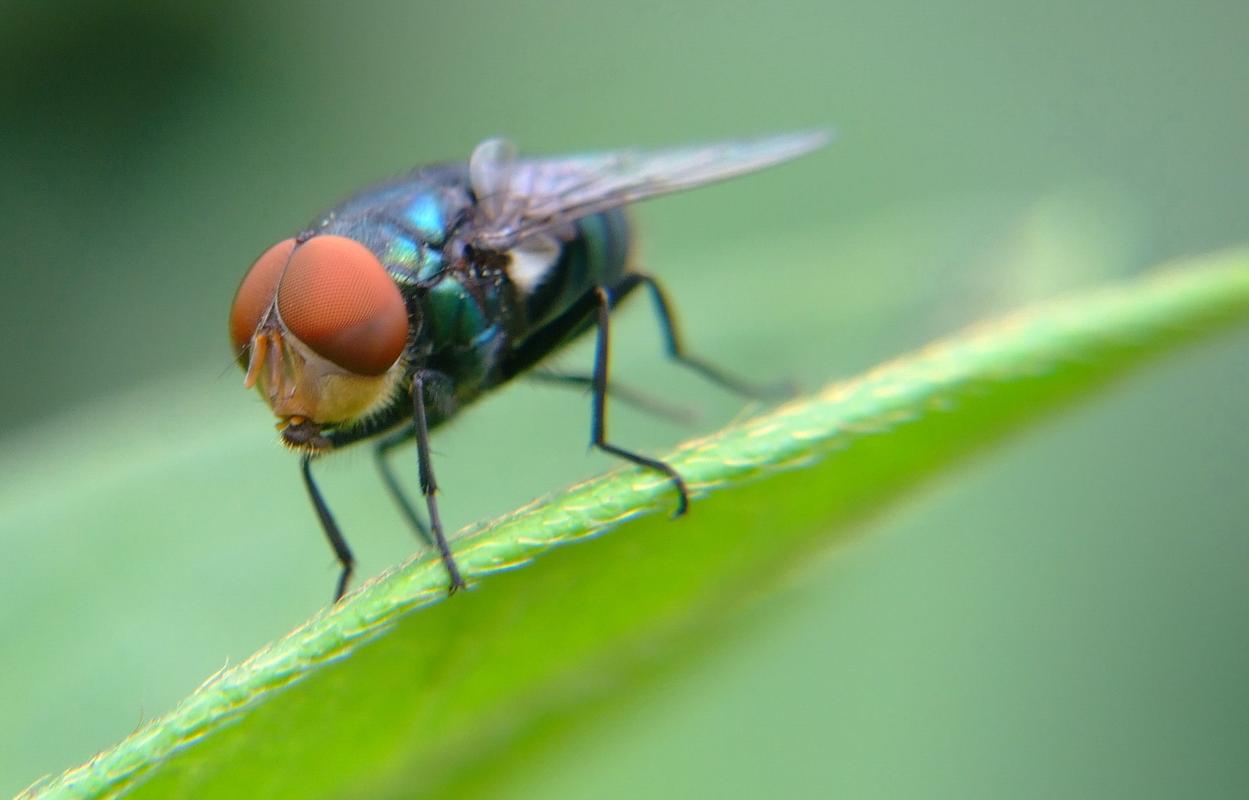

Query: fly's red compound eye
[[276, 235, 409, 375], [229, 238, 296, 355]]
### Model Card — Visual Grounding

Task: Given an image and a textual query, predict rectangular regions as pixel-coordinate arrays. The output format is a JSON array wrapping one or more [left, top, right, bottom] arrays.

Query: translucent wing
[[466, 131, 831, 251]]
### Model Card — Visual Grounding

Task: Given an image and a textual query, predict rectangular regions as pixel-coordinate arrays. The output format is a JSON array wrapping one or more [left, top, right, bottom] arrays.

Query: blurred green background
[[2, 0, 1247, 797]]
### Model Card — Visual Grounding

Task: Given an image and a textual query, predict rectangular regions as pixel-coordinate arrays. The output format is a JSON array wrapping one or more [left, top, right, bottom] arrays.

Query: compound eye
[[230, 238, 296, 356], [276, 235, 409, 375]]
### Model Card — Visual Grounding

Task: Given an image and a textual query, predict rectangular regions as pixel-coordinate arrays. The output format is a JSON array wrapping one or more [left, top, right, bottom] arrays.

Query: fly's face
[[229, 235, 411, 450]]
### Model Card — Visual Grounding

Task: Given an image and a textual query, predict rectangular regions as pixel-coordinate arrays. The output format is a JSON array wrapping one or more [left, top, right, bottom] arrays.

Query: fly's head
[[229, 235, 412, 453]]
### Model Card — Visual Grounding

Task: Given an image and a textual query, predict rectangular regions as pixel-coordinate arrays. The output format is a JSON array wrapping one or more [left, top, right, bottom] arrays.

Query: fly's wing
[[466, 131, 831, 251]]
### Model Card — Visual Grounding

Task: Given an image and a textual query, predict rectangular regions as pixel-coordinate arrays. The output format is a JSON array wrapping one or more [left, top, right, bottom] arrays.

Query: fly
[[228, 132, 830, 602]]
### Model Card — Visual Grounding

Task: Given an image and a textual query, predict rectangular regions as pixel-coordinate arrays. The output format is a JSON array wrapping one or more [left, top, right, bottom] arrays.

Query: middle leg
[[590, 285, 690, 516], [373, 426, 434, 550]]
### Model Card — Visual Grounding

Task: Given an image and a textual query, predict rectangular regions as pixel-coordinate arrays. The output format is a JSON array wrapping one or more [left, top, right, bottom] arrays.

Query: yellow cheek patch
[[248, 326, 404, 426], [312, 371, 399, 423]]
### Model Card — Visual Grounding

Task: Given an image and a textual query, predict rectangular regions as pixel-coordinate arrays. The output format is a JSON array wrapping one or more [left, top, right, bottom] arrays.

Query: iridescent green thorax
[[318, 166, 467, 288], [312, 164, 632, 437]]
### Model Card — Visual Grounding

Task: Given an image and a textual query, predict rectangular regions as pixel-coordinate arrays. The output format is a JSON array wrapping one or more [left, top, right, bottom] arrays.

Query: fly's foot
[[444, 557, 468, 595], [668, 472, 690, 518]]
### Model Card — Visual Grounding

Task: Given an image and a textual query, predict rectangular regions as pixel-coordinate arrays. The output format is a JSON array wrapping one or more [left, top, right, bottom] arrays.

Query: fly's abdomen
[[520, 208, 632, 331]]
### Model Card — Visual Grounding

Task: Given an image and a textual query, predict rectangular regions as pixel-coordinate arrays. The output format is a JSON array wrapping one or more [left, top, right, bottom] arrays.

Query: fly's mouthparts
[[281, 416, 331, 452]]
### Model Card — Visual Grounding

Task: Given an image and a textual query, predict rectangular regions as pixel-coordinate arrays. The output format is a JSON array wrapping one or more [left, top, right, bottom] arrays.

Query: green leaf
[[21, 249, 1249, 799]]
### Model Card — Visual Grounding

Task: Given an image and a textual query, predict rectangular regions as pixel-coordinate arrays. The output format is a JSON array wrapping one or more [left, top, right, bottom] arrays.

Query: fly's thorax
[[229, 234, 414, 443]]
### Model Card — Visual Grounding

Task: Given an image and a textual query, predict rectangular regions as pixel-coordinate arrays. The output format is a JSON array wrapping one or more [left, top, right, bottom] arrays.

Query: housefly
[[229, 132, 829, 601]]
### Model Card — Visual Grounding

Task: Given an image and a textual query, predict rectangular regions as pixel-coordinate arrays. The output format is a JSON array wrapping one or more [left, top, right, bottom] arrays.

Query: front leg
[[301, 454, 356, 603], [411, 369, 468, 592]]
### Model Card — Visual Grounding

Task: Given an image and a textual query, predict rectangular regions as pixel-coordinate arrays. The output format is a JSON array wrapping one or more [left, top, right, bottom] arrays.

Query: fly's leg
[[592, 286, 690, 516], [530, 370, 697, 425], [373, 427, 434, 549], [411, 370, 468, 593], [301, 454, 355, 603], [632, 271, 795, 400]]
